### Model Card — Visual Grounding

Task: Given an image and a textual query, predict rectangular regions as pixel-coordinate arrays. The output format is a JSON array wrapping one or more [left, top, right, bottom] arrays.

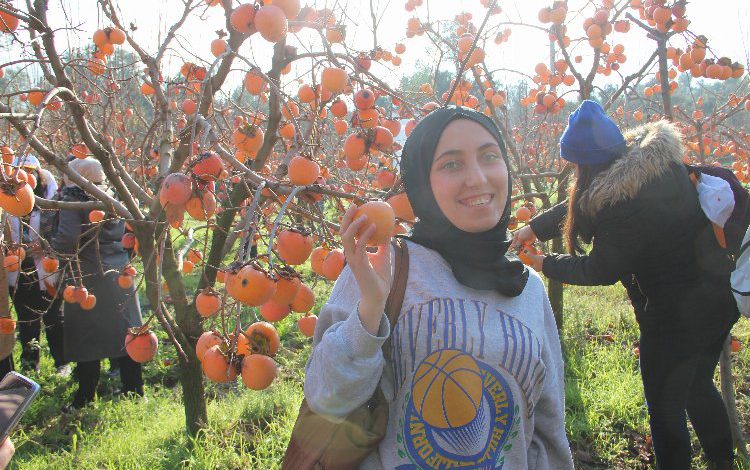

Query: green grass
[[8, 281, 750, 469], [563, 283, 651, 468]]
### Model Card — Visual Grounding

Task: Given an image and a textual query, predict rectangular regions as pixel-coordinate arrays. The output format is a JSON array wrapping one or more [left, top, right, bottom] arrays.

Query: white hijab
[[7, 168, 59, 291]]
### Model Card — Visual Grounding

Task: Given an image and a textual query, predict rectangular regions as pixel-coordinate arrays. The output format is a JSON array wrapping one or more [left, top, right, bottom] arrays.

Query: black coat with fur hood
[[531, 120, 738, 334]]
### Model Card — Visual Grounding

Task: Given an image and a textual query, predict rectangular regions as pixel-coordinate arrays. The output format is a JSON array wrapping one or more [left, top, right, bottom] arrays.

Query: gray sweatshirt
[[304, 240, 573, 470]]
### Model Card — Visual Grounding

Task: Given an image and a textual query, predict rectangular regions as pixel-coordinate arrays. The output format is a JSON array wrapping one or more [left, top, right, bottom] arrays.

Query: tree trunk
[[175, 325, 208, 437], [548, 235, 564, 332], [579, 80, 592, 101], [720, 336, 748, 458], [656, 35, 673, 121], [163, 240, 208, 437], [548, 174, 569, 331], [135, 225, 208, 436]]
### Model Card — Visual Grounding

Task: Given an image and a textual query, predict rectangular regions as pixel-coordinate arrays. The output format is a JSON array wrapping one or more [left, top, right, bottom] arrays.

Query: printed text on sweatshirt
[[304, 240, 573, 470]]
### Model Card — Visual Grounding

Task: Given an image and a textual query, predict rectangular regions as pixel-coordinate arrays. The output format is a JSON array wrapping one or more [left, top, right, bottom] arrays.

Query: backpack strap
[[740, 238, 750, 257], [382, 238, 409, 364]]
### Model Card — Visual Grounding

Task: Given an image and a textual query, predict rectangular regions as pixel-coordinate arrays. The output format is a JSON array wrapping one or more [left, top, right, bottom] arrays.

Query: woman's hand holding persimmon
[[521, 249, 545, 272], [511, 225, 537, 250], [340, 204, 392, 335]]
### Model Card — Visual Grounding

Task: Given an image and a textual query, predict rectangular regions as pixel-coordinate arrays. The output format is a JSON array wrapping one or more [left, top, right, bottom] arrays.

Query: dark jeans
[[10, 264, 66, 368], [640, 325, 734, 469], [72, 356, 144, 408]]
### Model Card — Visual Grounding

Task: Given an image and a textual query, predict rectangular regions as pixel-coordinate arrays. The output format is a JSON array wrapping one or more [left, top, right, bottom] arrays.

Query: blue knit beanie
[[559, 100, 627, 165]]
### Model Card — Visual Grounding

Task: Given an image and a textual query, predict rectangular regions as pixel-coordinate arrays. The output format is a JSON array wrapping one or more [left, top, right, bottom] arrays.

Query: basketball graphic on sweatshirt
[[412, 349, 483, 428], [402, 348, 518, 468]]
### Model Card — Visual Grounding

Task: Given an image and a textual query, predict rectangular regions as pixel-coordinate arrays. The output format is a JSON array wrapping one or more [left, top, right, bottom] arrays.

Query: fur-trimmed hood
[[579, 120, 685, 216]]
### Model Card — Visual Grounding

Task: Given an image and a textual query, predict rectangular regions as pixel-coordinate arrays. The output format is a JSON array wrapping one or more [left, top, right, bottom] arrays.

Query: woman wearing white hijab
[[4, 154, 68, 375]]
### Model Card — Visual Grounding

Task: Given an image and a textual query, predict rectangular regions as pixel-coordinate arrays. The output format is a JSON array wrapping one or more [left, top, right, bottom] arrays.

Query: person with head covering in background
[[2, 154, 68, 376], [512, 100, 739, 469], [52, 157, 144, 410], [302, 106, 573, 469]]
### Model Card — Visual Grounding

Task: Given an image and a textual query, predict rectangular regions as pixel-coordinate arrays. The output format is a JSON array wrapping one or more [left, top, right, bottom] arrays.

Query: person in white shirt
[[4, 155, 67, 375]]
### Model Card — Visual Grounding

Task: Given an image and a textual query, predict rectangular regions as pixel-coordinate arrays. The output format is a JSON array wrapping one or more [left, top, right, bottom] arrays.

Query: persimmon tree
[[0, 0, 747, 451]]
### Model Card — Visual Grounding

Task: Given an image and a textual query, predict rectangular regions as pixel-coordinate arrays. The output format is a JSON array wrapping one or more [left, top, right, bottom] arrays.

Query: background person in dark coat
[[513, 101, 739, 470], [52, 157, 144, 409]]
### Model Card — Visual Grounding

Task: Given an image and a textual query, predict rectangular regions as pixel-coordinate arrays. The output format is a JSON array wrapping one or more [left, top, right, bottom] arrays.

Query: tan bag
[[282, 239, 409, 470]]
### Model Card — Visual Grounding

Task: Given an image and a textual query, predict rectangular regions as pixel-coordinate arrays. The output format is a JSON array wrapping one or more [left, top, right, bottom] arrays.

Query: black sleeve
[[541, 207, 641, 286], [51, 210, 84, 256], [529, 201, 568, 242]]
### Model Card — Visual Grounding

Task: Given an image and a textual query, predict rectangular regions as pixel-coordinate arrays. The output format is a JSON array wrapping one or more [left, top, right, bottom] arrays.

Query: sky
[[1, 0, 749, 97]]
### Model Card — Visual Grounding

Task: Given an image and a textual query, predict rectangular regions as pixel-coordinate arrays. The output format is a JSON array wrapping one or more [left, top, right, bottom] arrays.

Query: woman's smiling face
[[429, 119, 509, 233]]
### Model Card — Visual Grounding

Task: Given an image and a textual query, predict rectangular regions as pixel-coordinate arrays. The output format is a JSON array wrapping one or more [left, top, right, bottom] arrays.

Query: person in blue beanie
[[513, 100, 738, 470]]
